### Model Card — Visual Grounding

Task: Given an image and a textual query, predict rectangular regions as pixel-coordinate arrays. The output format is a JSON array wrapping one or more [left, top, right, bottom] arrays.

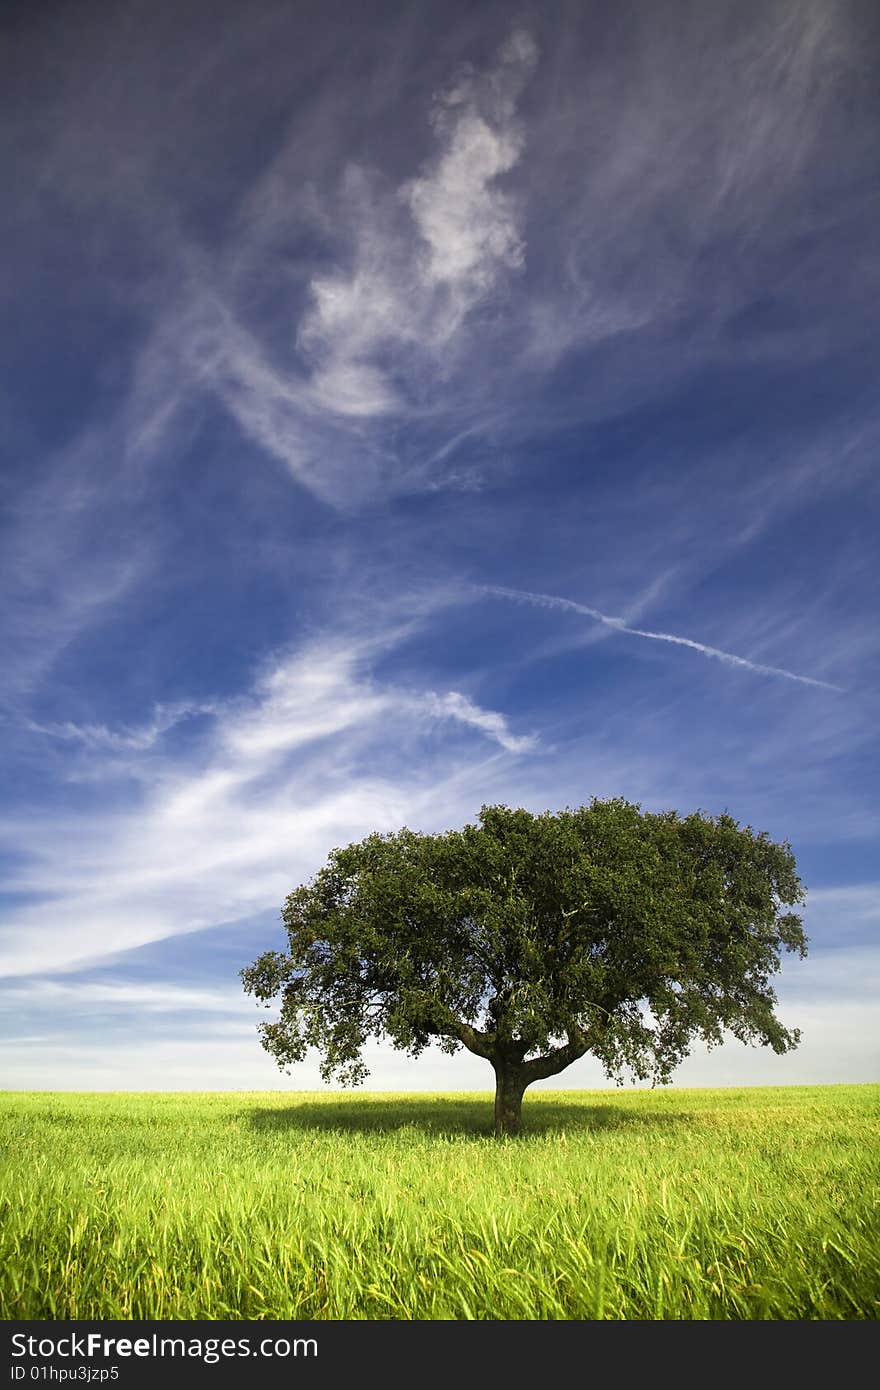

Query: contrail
[[480, 584, 844, 692]]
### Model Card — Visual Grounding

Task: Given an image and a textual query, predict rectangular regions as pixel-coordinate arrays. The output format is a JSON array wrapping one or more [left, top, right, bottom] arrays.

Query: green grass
[[1, 1085, 878, 1320]]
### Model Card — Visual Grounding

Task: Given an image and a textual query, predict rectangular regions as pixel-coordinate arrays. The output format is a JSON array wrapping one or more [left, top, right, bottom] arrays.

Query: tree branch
[[440, 1018, 496, 1061], [522, 1025, 590, 1082]]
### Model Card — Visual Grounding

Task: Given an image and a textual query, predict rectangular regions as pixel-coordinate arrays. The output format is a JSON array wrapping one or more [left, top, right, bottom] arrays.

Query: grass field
[[1, 1084, 878, 1320]]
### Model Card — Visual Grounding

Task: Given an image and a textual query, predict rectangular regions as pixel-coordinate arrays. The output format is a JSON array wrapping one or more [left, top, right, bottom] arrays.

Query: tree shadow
[[242, 1094, 688, 1139]]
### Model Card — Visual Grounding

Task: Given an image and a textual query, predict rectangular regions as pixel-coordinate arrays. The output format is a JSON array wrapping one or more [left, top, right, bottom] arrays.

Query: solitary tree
[[242, 801, 807, 1136]]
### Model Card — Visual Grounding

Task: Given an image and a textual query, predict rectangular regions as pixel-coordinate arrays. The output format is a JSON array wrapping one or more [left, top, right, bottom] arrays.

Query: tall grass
[[1, 1085, 877, 1319]]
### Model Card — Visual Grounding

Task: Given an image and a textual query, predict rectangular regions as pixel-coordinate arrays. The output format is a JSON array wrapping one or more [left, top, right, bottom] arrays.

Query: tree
[[241, 801, 807, 1136]]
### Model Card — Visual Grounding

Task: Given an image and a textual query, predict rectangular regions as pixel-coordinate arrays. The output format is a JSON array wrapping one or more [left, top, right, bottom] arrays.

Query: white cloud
[[25, 702, 212, 754], [421, 690, 536, 754], [805, 885, 880, 929], [0, 430, 149, 699], [405, 108, 525, 289], [0, 628, 537, 978], [403, 31, 536, 304], [8, 4, 870, 527], [146, 31, 540, 506], [0, 978, 254, 1017], [296, 33, 537, 404]]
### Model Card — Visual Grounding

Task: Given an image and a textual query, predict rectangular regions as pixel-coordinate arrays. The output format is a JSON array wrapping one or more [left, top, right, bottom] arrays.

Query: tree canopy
[[241, 800, 807, 1134]]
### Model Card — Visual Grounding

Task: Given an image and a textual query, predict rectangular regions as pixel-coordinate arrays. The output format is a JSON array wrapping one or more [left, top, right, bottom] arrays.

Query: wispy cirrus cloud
[[8, 3, 873, 521], [420, 689, 536, 755], [0, 623, 537, 978], [0, 490, 145, 704], [401, 30, 537, 311], [293, 29, 538, 394], [25, 702, 213, 754], [804, 885, 880, 936], [139, 30, 541, 506], [0, 978, 254, 1017], [8, 3, 868, 539]]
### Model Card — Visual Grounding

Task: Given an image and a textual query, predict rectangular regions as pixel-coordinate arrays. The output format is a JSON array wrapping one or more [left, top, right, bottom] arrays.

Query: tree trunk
[[493, 1063, 527, 1137]]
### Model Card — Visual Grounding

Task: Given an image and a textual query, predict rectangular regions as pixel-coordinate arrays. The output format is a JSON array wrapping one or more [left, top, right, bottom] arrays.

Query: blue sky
[[2, 0, 878, 1091]]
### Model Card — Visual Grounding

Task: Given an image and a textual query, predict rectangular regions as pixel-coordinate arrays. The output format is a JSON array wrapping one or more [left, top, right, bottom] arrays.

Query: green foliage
[[242, 800, 807, 1089], [1, 1088, 878, 1319]]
